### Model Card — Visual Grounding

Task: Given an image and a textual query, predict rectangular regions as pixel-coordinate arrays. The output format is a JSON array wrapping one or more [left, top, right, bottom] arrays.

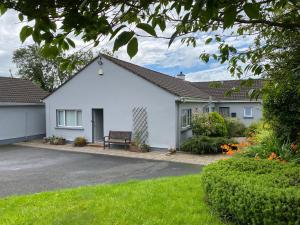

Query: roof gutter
[[0, 102, 45, 106], [176, 97, 211, 103], [176, 97, 262, 103]]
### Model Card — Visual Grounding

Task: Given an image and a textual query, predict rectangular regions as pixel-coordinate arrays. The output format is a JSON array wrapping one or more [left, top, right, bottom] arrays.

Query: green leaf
[[110, 25, 126, 40], [127, 37, 138, 58], [18, 13, 24, 22], [184, 0, 193, 10], [113, 31, 134, 52], [136, 23, 157, 37], [20, 26, 33, 43], [244, 3, 260, 19], [200, 53, 210, 63], [191, 0, 203, 19], [168, 31, 178, 47], [41, 45, 59, 58], [205, 37, 212, 44], [66, 38, 75, 48], [215, 36, 221, 42], [157, 18, 166, 31], [223, 6, 237, 28], [0, 4, 7, 15]]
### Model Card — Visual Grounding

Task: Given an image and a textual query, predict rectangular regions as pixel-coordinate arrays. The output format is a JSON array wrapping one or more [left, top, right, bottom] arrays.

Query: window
[[231, 112, 237, 118], [219, 107, 230, 117], [57, 110, 82, 127], [244, 107, 253, 118], [181, 109, 192, 128]]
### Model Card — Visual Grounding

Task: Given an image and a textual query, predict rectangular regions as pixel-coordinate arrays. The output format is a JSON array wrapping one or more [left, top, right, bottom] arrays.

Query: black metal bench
[[104, 131, 132, 149]]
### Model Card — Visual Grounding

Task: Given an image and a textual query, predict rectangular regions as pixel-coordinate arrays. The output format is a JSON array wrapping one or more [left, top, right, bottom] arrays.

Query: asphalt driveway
[[0, 145, 201, 197]]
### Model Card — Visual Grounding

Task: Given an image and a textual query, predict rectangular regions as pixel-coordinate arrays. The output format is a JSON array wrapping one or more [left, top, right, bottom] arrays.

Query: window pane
[[219, 107, 230, 117], [77, 111, 82, 126], [181, 109, 191, 128], [244, 107, 252, 117], [57, 110, 64, 126], [66, 110, 76, 126]]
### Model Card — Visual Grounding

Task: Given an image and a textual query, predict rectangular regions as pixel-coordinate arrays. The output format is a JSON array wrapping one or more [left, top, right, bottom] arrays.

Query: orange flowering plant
[[221, 141, 252, 156]]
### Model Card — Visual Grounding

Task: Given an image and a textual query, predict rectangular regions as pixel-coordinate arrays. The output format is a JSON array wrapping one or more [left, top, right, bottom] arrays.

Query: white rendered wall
[[44, 58, 177, 149], [215, 102, 263, 126], [0, 105, 45, 142]]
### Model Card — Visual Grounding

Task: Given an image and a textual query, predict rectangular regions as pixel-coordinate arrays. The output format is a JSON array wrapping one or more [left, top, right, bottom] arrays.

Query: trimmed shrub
[[202, 158, 300, 225], [180, 136, 236, 154], [192, 112, 227, 137], [224, 117, 246, 137], [74, 137, 87, 147]]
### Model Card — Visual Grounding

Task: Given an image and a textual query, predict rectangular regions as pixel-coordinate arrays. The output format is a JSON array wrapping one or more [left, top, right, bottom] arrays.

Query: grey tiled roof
[[0, 76, 48, 103], [101, 55, 210, 99], [191, 79, 264, 100]]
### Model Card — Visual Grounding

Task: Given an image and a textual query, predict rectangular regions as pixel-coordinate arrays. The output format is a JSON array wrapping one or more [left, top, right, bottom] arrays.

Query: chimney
[[176, 72, 185, 80]]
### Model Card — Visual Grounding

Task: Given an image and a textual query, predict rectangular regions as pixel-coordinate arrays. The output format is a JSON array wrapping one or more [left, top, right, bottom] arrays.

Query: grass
[[0, 175, 226, 225]]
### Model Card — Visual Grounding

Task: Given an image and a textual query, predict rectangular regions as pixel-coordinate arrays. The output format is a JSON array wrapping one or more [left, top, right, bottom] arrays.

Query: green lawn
[[0, 175, 226, 225]]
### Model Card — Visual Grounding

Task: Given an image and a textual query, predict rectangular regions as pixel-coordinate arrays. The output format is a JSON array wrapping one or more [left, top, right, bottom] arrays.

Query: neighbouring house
[[0, 77, 48, 144], [44, 54, 263, 149]]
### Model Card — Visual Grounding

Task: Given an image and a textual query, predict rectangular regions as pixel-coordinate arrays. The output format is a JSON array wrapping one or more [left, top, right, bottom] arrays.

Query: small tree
[[12, 45, 94, 92]]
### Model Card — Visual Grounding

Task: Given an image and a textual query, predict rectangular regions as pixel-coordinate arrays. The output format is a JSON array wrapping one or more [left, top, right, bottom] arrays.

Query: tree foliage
[[1, 0, 299, 83], [262, 31, 300, 144], [12, 45, 94, 92]]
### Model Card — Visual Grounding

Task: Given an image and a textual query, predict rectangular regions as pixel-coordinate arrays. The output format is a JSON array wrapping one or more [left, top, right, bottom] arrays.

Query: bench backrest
[[109, 131, 132, 140]]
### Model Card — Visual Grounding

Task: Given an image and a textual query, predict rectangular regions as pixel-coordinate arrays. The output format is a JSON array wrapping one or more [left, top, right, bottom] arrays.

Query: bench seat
[[104, 131, 132, 149]]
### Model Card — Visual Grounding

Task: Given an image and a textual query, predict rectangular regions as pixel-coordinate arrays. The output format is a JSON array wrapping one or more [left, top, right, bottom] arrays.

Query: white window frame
[[244, 107, 253, 118], [181, 108, 192, 129], [56, 109, 83, 127]]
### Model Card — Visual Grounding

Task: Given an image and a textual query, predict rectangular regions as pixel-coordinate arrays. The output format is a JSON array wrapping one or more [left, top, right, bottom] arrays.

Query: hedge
[[202, 158, 300, 225], [180, 136, 236, 154]]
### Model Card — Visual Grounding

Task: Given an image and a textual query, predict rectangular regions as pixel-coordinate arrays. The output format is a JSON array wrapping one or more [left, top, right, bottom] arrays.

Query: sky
[[0, 10, 255, 82]]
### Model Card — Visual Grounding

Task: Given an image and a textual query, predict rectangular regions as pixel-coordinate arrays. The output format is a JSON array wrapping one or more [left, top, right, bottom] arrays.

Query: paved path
[[17, 141, 228, 165], [0, 145, 201, 197]]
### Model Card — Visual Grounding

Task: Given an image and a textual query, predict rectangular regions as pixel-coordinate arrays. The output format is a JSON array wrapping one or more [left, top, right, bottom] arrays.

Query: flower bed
[[202, 158, 300, 225]]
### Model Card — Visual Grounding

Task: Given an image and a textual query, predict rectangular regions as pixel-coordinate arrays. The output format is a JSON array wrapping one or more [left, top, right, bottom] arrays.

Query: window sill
[[55, 126, 84, 130], [243, 117, 254, 119], [181, 126, 191, 132]]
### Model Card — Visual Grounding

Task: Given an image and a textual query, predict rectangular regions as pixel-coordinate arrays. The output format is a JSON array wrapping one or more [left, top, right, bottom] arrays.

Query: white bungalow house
[[44, 54, 263, 149]]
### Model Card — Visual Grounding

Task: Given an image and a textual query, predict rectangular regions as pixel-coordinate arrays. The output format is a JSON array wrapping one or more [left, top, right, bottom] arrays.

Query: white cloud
[[0, 10, 256, 81], [0, 10, 33, 76], [186, 65, 235, 82]]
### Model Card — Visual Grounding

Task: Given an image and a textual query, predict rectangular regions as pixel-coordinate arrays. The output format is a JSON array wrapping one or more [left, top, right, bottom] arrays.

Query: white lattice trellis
[[132, 107, 149, 144]]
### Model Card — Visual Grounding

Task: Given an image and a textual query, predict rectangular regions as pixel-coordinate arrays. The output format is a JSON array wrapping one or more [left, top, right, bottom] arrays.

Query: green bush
[[241, 122, 300, 163], [180, 136, 236, 154], [192, 112, 227, 137], [245, 121, 261, 137], [47, 136, 66, 145], [224, 118, 246, 137], [74, 137, 87, 147], [202, 158, 300, 225]]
